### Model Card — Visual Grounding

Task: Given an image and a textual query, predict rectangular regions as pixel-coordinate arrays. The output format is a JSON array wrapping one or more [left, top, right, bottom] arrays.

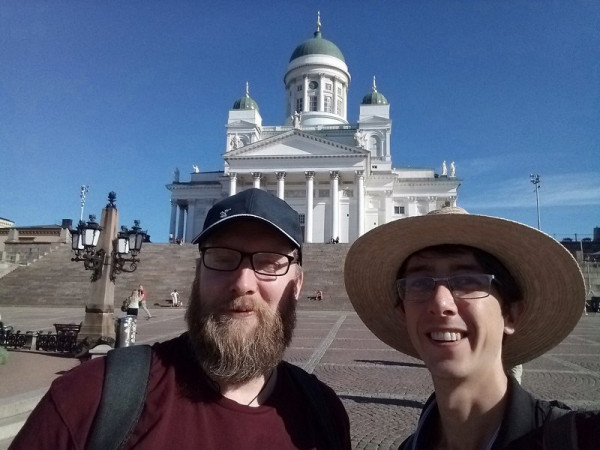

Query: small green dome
[[361, 76, 389, 105], [232, 82, 259, 111], [232, 95, 259, 111], [361, 91, 388, 105]]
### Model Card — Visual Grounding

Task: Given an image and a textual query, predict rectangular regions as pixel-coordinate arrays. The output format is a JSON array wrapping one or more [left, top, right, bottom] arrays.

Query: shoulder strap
[[542, 407, 578, 450], [87, 345, 153, 450], [285, 363, 342, 450]]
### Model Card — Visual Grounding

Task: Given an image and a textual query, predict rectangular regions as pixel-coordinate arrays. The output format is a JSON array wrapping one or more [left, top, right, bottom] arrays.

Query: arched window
[[370, 136, 380, 156]]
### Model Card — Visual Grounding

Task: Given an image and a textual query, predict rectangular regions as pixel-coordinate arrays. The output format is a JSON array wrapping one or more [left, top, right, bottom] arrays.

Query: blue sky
[[1, 1, 598, 242]]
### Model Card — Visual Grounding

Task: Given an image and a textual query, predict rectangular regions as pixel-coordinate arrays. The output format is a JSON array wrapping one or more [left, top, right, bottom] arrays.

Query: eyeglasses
[[396, 274, 496, 303], [200, 247, 298, 276]]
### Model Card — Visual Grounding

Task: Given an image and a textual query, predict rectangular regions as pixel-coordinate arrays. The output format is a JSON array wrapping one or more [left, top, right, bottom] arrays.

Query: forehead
[[402, 247, 483, 274], [203, 218, 293, 251]]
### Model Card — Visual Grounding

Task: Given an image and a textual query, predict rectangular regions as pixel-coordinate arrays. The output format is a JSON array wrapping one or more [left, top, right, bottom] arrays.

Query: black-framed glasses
[[200, 247, 298, 276], [396, 274, 496, 303]]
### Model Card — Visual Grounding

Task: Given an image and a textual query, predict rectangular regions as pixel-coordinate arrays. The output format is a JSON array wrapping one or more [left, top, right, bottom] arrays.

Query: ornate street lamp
[[71, 192, 147, 281], [111, 220, 146, 280]]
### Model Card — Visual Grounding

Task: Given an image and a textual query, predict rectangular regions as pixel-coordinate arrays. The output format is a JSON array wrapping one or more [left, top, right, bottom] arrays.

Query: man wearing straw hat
[[345, 206, 598, 449]]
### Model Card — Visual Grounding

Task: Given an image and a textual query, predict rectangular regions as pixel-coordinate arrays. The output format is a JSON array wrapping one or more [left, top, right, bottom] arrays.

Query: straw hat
[[344, 207, 585, 367]]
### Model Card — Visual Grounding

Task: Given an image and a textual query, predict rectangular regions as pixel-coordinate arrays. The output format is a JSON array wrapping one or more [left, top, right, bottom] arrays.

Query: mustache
[[213, 296, 266, 315]]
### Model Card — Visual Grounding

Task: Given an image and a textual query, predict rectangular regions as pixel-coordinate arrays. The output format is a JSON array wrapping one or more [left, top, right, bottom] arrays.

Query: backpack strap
[[285, 363, 342, 450], [542, 407, 578, 450], [87, 345, 153, 450]]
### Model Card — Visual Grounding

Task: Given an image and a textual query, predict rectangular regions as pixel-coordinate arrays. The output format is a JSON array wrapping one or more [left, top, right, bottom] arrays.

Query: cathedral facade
[[167, 18, 460, 244]]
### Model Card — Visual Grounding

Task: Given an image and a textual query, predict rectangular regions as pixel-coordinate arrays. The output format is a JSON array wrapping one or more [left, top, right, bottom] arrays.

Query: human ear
[[503, 301, 523, 335], [293, 268, 304, 301]]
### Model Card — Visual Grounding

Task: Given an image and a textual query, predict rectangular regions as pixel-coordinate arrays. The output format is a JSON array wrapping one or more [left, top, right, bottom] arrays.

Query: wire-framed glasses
[[396, 274, 496, 302], [200, 247, 298, 276]]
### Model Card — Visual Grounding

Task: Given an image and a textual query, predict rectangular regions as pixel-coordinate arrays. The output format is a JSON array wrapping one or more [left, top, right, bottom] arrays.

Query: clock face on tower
[[309, 81, 318, 89]]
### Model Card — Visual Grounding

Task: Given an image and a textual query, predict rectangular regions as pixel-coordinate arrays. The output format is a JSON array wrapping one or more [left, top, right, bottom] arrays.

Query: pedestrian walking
[[138, 284, 153, 319]]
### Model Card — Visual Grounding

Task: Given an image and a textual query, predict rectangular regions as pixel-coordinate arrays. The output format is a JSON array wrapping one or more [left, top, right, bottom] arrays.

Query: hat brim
[[344, 214, 585, 367]]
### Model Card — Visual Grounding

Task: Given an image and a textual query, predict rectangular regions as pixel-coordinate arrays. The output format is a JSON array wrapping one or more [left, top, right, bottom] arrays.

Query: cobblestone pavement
[[2, 307, 599, 449]]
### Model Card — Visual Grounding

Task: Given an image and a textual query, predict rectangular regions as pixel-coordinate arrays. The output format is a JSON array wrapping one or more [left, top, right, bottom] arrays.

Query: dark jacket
[[400, 377, 599, 449]]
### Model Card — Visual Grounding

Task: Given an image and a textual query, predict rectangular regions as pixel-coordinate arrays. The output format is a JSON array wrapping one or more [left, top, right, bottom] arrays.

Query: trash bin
[[116, 315, 137, 348]]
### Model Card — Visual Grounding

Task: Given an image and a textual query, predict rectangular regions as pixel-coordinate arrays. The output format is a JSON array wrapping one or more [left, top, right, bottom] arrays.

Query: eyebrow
[[402, 259, 483, 276]]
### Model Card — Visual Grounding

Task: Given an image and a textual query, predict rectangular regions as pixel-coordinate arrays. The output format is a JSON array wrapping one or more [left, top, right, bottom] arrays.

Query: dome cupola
[[284, 13, 351, 126], [232, 82, 259, 111], [290, 13, 345, 62], [361, 76, 388, 105]]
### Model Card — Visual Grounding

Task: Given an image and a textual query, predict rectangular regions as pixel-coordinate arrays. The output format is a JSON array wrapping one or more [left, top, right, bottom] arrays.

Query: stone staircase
[[298, 243, 353, 311], [0, 243, 354, 311]]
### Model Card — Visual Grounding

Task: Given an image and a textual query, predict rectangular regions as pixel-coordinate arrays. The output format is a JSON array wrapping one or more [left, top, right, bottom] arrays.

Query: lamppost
[[529, 174, 541, 230], [70, 192, 146, 345], [79, 185, 89, 221]]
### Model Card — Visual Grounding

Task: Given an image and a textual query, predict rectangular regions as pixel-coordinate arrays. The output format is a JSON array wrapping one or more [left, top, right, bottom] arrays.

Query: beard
[[185, 279, 297, 385]]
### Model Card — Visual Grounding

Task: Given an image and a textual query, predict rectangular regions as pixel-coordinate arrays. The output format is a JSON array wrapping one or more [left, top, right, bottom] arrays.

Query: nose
[[230, 255, 258, 296], [428, 281, 457, 316]]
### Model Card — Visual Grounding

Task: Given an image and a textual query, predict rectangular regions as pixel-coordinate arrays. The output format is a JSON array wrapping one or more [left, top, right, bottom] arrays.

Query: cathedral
[[166, 16, 460, 244]]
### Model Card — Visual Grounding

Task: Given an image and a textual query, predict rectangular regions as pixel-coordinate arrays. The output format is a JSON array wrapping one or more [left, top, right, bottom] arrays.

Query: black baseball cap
[[191, 188, 303, 251]]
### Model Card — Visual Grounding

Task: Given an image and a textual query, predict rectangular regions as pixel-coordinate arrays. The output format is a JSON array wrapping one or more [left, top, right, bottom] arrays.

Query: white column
[[305, 171, 314, 243], [177, 205, 186, 241], [330, 171, 339, 241], [276, 172, 286, 200], [229, 172, 237, 196], [318, 73, 325, 111], [169, 201, 177, 241], [252, 172, 262, 189], [303, 75, 309, 112], [333, 78, 339, 115], [185, 200, 196, 243], [356, 170, 365, 237]]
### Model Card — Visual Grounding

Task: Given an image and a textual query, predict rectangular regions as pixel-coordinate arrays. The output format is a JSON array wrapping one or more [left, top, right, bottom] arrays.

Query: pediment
[[227, 120, 259, 128], [224, 130, 368, 160], [359, 116, 391, 125]]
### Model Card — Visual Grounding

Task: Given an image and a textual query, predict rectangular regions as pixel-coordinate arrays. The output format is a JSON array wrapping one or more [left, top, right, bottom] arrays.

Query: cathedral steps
[[0, 243, 354, 311]]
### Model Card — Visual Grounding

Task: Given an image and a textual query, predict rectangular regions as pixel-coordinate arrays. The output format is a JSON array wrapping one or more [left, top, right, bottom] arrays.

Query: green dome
[[361, 76, 389, 105], [232, 82, 259, 111], [232, 95, 259, 111], [361, 91, 388, 105], [290, 30, 345, 62]]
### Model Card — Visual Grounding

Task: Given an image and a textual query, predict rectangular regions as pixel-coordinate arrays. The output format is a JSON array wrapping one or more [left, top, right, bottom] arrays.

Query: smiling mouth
[[429, 331, 464, 342]]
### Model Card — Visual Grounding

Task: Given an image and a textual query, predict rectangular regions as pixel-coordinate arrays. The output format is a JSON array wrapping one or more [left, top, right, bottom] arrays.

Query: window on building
[[370, 136, 380, 155], [297, 85, 302, 91], [298, 214, 305, 225], [324, 96, 332, 113], [394, 206, 405, 215], [337, 86, 342, 95], [296, 98, 303, 113], [310, 96, 317, 111], [336, 99, 343, 115], [325, 83, 332, 91]]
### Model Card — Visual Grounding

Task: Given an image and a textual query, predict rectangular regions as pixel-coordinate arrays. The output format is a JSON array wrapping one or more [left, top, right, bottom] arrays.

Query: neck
[[431, 368, 509, 450], [211, 368, 278, 407]]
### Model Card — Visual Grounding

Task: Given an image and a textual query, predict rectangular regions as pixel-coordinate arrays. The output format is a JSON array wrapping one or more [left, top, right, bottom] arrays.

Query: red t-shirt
[[11, 334, 351, 449]]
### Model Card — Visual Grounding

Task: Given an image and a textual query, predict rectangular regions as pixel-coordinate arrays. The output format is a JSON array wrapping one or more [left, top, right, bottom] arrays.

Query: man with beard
[[11, 188, 350, 450]]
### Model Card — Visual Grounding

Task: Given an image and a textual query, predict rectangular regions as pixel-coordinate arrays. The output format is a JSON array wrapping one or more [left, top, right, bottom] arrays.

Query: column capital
[[355, 170, 364, 178], [228, 172, 237, 179], [305, 171, 315, 179], [252, 172, 262, 179], [329, 170, 340, 180], [276, 171, 287, 180]]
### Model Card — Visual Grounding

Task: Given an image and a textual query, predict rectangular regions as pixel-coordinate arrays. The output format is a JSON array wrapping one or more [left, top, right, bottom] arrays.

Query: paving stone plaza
[[1, 306, 599, 449]]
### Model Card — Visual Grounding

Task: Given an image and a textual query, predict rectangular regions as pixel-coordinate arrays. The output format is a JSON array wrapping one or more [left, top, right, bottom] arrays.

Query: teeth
[[430, 331, 462, 342]]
